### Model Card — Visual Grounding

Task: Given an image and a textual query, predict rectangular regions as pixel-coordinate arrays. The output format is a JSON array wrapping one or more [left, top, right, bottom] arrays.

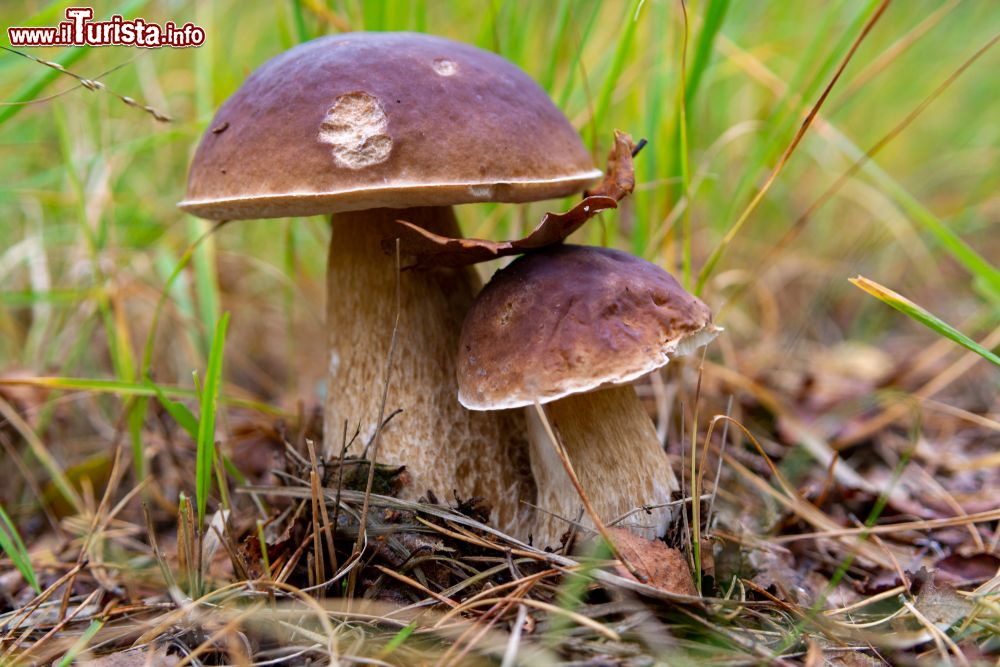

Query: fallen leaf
[[607, 527, 697, 596], [238, 522, 296, 581], [383, 131, 637, 268], [699, 537, 716, 580], [934, 552, 1000, 586], [863, 567, 907, 594], [914, 580, 973, 630], [748, 543, 818, 604], [42, 452, 113, 519]]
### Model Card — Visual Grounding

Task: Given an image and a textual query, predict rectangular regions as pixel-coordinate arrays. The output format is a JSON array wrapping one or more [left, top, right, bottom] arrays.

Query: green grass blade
[[633, 0, 670, 256], [221, 454, 249, 488], [696, 0, 888, 293], [685, 0, 730, 108], [56, 618, 104, 667], [851, 276, 1000, 368], [189, 2, 221, 360], [0, 289, 99, 306], [290, 0, 310, 42], [0, 376, 282, 415], [188, 219, 221, 359], [556, 0, 603, 110], [677, 1, 692, 288], [53, 102, 135, 383], [0, 393, 82, 513], [380, 620, 418, 657], [147, 379, 199, 440], [142, 223, 227, 377], [831, 132, 1000, 296], [541, 0, 573, 93], [722, 0, 863, 219], [665, 0, 730, 227], [196, 312, 230, 527], [127, 397, 148, 481], [589, 0, 644, 143], [362, 0, 385, 31], [0, 503, 40, 593]]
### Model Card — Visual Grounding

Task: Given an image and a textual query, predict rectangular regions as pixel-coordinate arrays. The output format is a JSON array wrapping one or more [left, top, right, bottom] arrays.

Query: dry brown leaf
[[914, 580, 973, 629], [382, 130, 637, 269], [934, 552, 1000, 586], [583, 130, 637, 201], [607, 527, 698, 596]]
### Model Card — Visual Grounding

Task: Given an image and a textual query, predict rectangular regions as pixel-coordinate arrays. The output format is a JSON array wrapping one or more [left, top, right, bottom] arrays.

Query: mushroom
[[178, 32, 599, 533], [457, 244, 718, 546]]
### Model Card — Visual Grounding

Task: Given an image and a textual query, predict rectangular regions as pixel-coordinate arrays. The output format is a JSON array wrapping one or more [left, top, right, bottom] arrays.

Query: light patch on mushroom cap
[[432, 58, 457, 76], [468, 184, 494, 199], [318, 92, 392, 169]]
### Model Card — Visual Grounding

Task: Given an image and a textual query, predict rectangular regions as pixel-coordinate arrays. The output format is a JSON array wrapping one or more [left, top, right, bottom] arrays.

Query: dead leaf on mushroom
[[583, 130, 637, 201], [383, 130, 637, 268], [607, 527, 698, 596]]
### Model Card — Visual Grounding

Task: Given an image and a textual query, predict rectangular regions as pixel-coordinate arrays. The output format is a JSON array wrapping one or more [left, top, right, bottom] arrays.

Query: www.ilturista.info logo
[[7, 7, 205, 48]]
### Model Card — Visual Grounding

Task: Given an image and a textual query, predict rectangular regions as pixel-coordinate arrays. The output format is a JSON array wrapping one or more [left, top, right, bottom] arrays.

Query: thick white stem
[[324, 207, 535, 534], [527, 384, 678, 547]]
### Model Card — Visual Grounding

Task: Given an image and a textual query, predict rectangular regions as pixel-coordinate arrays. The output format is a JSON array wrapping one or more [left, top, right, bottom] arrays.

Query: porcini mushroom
[[457, 244, 718, 546], [178, 32, 600, 532]]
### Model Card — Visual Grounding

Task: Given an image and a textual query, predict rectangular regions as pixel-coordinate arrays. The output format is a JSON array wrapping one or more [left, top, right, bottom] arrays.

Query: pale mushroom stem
[[324, 206, 535, 534], [525, 384, 678, 547]]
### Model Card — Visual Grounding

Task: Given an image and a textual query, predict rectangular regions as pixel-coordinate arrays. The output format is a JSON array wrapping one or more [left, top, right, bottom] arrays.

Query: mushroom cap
[[457, 245, 718, 410], [179, 32, 600, 220]]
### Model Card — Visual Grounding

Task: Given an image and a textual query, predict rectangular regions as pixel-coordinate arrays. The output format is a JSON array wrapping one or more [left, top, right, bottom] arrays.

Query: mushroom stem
[[525, 384, 677, 547], [324, 207, 534, 534]]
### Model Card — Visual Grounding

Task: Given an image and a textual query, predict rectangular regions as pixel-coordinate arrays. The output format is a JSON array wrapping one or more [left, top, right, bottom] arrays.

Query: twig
[[373, 565, 458, 608], [0, 45, 171, 121], [691, 346, 708, 594], [530, 402, 647, 583], [329, 420, 356, 573], [500, 604, 528, 667], [704, 396, 733, 532]]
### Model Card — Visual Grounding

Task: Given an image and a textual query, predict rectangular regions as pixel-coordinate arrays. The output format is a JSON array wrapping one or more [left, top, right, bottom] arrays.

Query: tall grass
[[0, 502, 39, 593], [852, 276, 1000, 368], [195, 312, 229, 528]]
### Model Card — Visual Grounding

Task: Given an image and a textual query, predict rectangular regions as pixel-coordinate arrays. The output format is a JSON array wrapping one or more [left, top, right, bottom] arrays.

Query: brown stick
[[530, 402, 647, 583]]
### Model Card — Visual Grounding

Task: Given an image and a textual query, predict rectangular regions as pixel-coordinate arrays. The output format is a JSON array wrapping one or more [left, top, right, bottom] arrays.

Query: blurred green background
[[1, 0, 998, 429]]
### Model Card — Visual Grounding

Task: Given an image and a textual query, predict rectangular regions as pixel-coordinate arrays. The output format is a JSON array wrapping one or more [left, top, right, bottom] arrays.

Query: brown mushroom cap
[[179, 32, 600, 220], [458, 245, 718, 410]]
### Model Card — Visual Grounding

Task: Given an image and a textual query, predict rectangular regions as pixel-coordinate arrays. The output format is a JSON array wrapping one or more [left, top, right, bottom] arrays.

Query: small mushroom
[[457, 244, 718, 546], [178, 33, 599, 533]]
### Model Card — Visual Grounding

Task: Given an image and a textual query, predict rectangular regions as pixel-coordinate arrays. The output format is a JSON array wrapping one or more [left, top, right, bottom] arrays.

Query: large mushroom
[[179, 32, 600, 532], [457, 244, 718, 546]]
